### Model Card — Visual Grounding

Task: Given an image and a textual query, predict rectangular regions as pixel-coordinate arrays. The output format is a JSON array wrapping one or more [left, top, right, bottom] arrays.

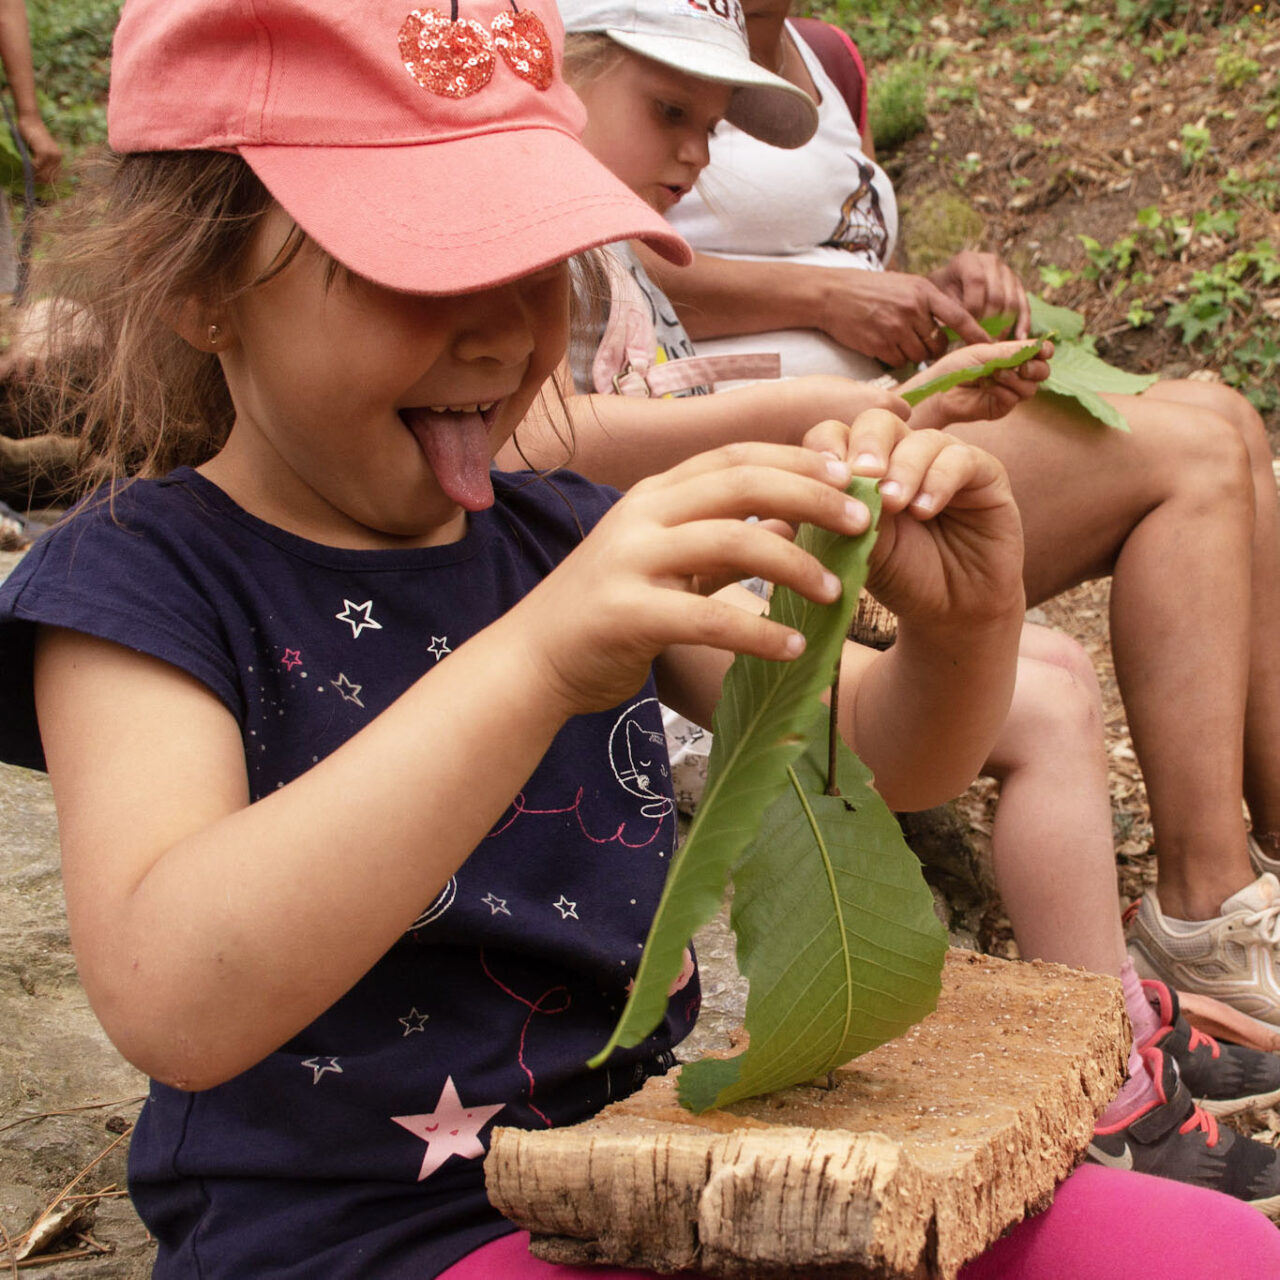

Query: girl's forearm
[[843, 604, 1023, 811], [510, 380, 904, 489]]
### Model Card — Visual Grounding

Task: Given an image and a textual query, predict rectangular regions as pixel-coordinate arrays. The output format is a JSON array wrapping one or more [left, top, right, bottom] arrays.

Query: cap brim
[[605, 30, 818, 149], [241, 126, 691, 296]]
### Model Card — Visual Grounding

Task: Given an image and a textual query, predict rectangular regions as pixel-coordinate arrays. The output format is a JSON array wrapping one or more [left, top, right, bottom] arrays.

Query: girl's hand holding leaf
[[903, 339, 1054, 431], [514, 442, 874, 720], [858, 421, 1025, 633]]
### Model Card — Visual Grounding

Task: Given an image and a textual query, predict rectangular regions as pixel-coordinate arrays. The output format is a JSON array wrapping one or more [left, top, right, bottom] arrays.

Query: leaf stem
[[826, 649, 842, 797]]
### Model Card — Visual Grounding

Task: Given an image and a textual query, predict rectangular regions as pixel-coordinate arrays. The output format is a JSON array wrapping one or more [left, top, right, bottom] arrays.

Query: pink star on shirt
[[391, 1076, 505, 1181], [281, 649, 303, 671]]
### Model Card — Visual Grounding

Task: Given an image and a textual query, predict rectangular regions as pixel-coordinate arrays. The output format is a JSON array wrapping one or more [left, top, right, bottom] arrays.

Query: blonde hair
[[26, 150, 295, 497], [561, 32, 627, 89]]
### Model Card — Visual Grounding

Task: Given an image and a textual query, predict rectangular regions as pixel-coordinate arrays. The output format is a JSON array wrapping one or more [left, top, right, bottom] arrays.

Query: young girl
[[536, 0, 1280, 1211], [1, 2, 1278, 1278]]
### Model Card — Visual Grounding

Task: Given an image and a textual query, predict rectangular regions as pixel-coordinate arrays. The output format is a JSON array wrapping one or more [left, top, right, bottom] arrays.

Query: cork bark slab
[[486, 950, 1127, 1279]]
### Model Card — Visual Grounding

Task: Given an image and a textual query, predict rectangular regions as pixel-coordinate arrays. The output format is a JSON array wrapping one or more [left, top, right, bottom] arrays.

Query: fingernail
[[844, 497, 868, 524], [853, 452, 881, 469], [824, 459, 851, 484], [821, 570, 842, 598], [784, 632, 806, 656], [879, 480, 903, 501], [912, 492, 936, 513]]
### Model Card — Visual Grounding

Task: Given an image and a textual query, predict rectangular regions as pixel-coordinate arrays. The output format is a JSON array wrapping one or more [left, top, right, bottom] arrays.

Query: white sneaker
[[1128, 873, 1280, 1037]]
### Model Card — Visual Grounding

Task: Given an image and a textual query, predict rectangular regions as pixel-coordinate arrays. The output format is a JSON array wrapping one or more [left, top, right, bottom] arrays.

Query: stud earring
[[207, 324, 221, 347]]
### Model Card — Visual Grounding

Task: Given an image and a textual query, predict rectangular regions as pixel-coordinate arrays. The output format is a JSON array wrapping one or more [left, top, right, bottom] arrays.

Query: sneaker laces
[[1178, 1103, 1220, 1146], [1237, 901, 1280, 949], [1186, 1023, 1221, 1058]]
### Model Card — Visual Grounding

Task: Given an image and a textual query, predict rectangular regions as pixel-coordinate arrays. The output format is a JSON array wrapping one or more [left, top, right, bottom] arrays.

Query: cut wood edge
[[486, 953, 1127, 1279]]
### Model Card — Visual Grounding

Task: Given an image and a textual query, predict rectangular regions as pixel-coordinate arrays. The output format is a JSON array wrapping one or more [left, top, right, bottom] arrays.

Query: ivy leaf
[[901, 337, 1047, 407], [677, 728, 948, 1112], [587, 479, 882, 1069]]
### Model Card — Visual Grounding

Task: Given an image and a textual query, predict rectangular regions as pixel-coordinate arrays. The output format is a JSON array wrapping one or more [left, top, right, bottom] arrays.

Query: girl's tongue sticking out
[[402, 406, 495, 512]]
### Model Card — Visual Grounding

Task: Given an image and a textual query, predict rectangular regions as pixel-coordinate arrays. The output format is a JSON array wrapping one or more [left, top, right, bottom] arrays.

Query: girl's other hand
[[902, 339, 1054, 431], [928, 250, 1031, 339], [514, 443, 875, 718], [814, 410, 1024, 631]]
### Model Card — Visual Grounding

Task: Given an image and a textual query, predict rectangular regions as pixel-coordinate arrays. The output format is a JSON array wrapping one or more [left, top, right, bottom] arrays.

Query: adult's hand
[[929, 250, 1030, 339], [16, 111, 61, 184], [817, 267, 992, 367]]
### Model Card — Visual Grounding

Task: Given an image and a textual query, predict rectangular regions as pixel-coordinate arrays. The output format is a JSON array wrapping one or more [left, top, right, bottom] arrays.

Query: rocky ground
[[1, 1, 1279, 1271]]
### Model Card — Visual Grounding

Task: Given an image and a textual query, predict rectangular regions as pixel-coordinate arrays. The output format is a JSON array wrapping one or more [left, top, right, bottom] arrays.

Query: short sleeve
[[0, 489, 245, 771]]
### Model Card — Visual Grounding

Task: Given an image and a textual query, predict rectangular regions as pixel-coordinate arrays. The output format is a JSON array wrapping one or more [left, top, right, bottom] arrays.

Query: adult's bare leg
[[949, 391, 1256, 921], [1141, 380, 1280, 837]]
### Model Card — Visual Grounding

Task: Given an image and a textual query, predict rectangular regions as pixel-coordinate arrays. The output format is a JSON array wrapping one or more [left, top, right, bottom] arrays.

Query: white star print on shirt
[[481, 893, 511, 916], [426, 636, 451, 660], [301, 1056, 343, 1084], [391, 1076, 505, 1181], [398, 1008, 430, 1036], [330, 673, 365, 707], [553, 895, 578, 920], [335, 599, 383, 638]]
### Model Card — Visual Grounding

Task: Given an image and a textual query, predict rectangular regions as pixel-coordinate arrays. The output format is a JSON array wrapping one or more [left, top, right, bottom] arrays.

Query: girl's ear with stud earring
[[167, 299, 232, 353]]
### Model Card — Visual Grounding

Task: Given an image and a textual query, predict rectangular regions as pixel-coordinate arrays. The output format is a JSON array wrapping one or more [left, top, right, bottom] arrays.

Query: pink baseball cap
[[107, 0, 692, 294]]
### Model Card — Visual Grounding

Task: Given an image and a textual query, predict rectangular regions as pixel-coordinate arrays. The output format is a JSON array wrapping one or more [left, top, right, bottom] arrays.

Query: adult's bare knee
[[1150, 405, 1254, 519]]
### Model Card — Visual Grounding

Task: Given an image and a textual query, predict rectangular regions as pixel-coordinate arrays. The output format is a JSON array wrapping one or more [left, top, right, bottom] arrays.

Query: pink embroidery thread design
[[480, 949, 570, 1126]]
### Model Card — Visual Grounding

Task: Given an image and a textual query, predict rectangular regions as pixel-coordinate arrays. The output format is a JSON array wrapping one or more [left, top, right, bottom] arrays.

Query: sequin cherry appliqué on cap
[[491, 5, 553, 90], [399, 2, 553, 100]]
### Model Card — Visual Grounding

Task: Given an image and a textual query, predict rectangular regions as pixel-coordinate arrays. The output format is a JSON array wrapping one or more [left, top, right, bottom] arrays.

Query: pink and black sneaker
[[1142, 979, 1280, 1116], [1088, 1044, 1280, 1218]]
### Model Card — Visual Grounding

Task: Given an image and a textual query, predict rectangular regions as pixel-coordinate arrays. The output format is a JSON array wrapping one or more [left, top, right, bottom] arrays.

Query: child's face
[[575, 51, 733, 214], [209, 206, 569, 548]]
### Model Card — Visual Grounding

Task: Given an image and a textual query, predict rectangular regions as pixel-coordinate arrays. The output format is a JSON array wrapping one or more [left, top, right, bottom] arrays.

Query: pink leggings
[[441, 1166, 1280, 1279]]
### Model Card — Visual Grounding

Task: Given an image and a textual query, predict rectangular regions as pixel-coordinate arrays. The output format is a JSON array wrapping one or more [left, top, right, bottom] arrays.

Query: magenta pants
[[441, 1166, 1280, 1279]]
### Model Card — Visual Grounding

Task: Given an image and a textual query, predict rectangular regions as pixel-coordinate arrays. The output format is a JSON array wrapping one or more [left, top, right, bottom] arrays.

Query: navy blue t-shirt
[[0, 468, 697, 1277]]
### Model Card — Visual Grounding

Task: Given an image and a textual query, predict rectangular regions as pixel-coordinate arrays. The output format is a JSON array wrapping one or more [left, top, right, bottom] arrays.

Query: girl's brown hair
[[26, 150, 292, 496]]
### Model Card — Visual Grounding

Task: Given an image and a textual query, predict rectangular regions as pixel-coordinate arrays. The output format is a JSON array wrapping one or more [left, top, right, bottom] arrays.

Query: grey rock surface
[[0, 760, 152, 1276], [0, 548, 152, 1275]]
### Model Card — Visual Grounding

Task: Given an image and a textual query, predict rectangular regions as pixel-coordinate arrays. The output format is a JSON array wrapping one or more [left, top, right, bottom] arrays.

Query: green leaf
[[942, 311, 1016, 344], [1039, 342, 1157, 432], [677, 729, 947, 1111], [0, 126, 24, 189], [1028, 294, 1087, 342], [900, 337, 1046, 407], [587, 478, 883, 1069]]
